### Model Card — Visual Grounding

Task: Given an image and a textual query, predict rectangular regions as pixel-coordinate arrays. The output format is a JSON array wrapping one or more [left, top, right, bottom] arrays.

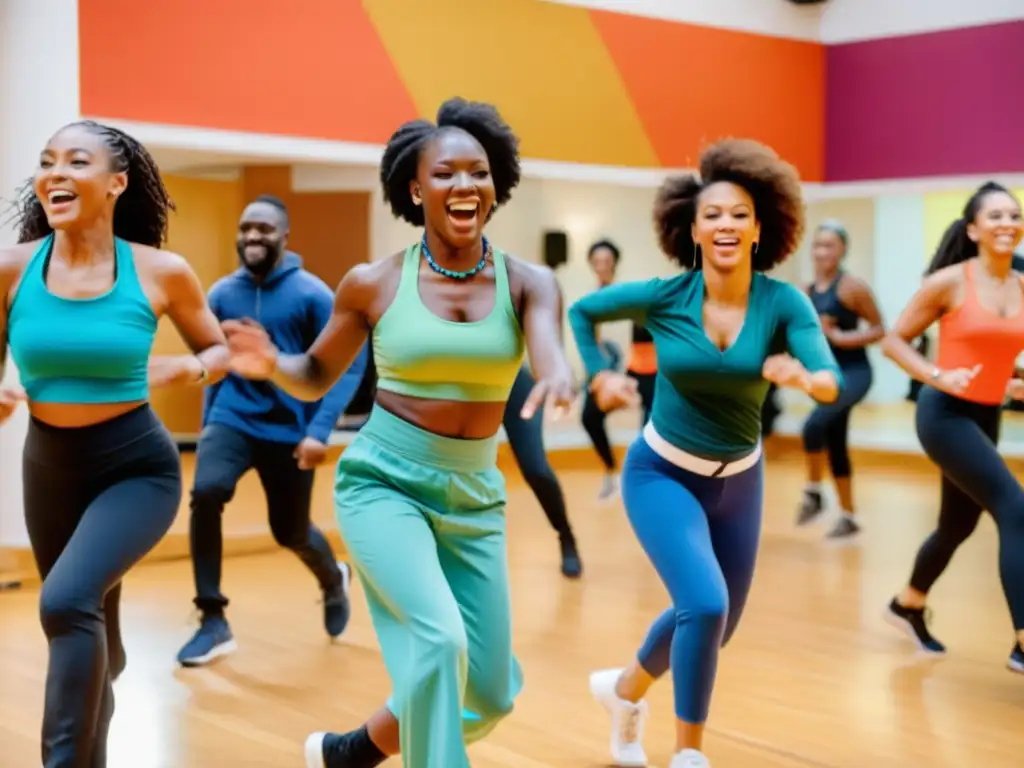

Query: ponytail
[[924, 218, 974, 276], [924, 181, 1012, 276]]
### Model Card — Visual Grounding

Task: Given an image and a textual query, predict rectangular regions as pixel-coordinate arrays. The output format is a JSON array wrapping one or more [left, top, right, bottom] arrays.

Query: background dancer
[[797, 220, 884, 539], [222, 97, 575, 768], [177, 194, 367, 667], [572, 139, 841, 768], [881, 181, 1024, 672], [504, 364, 582, 577]]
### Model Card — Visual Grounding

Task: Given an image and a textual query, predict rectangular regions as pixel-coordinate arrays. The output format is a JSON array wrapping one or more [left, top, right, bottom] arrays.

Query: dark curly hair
[[924, 181, 1019, 276], [587, 239, 621, 264], [653, 138, 804, 271], [379, 97, 521, 227], [12, 120, 174, 248]]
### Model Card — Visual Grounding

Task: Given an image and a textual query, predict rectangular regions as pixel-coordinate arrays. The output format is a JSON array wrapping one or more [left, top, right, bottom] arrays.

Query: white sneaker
[[670, 749, 710, 767], [589, 668, 649, 767], [303, 732, 326, 768]]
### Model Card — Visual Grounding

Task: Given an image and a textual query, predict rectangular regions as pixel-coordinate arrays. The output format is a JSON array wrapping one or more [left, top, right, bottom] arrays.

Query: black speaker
[[542, 230, 568, 270]]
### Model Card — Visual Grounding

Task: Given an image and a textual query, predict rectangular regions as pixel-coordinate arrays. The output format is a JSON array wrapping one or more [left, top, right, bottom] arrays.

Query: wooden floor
[[1, 452, 1021, 767]]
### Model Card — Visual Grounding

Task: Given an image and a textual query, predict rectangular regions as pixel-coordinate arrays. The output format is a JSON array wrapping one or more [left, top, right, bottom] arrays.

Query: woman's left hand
[[762, 353, 812, 392], [520, 371, 577, 421]]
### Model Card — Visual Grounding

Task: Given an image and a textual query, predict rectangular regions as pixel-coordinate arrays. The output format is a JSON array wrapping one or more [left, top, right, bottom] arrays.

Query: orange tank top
[[936, 260, 1024, 405]]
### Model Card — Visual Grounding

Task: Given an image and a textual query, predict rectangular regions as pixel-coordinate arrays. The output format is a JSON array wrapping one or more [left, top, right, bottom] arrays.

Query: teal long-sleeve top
[[568, 271, 843, 461]]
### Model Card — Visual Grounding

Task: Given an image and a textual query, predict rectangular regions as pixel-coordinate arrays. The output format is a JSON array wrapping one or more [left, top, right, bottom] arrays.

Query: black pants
[[189, 423, 342, 614], [628, 369, 656, 425], [801, 361, 873, 479], [909, 386, 1024, 630], [503, 367, 574, 540], [23, 405, 181, 768]]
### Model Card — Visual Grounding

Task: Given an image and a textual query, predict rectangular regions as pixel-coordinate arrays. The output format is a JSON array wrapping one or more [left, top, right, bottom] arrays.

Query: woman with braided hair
[[223, 97, 574, 768], [0, 120, 229, 766]]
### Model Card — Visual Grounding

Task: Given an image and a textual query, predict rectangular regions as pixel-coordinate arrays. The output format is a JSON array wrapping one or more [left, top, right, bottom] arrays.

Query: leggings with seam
[[801, 360, 872, 478], [908, 386, 1024, 630], [23, 404, 181, 768], [502, 367, 574, 539], [624, 436, 763, 724]]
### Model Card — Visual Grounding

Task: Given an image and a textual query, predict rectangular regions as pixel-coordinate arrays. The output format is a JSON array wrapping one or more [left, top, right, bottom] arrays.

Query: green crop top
[[372, 242, 526, 402], [7, 234, 156, 404], [568, 271, 842, 461]]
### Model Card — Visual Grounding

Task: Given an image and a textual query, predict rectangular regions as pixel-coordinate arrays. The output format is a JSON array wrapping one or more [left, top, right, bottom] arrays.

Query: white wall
[[545, 0, 822, 41], [550, 0, 1023, 44], [820, 0, 1023, 43], [0, 0, 81, 548]]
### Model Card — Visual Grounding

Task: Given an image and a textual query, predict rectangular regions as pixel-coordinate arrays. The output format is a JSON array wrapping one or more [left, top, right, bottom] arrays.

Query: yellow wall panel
[[364, 0, 659, 168]]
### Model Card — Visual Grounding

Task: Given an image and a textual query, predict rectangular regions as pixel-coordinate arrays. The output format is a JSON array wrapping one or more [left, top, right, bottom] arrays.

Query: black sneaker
[[796, 489, 824, 526], [1007, 644, 1024, 675], [304, 729, 385, 768], [560, 535, 582, 579], [884, 598, 946, 654], [826, 515, 861, 540], [323, 562, 352, 639]]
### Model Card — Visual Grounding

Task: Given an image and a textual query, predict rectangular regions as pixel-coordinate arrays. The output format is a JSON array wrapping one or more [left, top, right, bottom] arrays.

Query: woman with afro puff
[[570, 139, 842, 768], [222, 97, 574, 768]]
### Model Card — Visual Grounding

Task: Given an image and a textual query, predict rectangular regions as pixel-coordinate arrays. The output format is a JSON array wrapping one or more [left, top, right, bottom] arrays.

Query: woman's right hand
[[221, 319, 279, 380], [590, 371, 639, 413], [0, 385, 26, 425], [934, 365, 981, 396]]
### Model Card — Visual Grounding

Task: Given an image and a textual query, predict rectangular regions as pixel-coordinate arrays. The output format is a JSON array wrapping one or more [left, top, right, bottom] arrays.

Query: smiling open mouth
[[48, 190, 77, 206], [447, 201, 479, 225]]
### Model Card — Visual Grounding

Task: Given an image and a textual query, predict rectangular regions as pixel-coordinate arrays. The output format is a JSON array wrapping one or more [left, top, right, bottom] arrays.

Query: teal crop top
[[568, 271, 842, 461], [7, 234, 157, 404], [372, 242, 526, 402]]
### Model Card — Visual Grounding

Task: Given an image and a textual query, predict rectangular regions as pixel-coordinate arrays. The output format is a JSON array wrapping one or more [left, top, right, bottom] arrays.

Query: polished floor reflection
[[1, 453, 1021, 767]]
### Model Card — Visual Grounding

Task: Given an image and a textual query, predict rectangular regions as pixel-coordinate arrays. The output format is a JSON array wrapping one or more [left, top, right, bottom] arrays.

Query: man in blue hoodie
[[177, 195, 368, 667]]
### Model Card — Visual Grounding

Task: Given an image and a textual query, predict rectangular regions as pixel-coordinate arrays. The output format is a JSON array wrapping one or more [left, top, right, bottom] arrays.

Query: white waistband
[[642, 422, 761, 478]]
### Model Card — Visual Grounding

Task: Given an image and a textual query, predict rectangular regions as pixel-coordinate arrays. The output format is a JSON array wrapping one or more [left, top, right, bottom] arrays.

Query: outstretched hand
[[520, 371, 577, 421], [222, 319, 278, 380]]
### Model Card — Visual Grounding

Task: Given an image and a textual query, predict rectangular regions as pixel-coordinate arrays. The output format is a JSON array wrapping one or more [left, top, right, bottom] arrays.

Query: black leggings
[[503, 367, 574, 540], [23, 405, 181, 768], [801, 361, 872, 478], [909, 386, 1024, 630], [582, 370, 656, 471]]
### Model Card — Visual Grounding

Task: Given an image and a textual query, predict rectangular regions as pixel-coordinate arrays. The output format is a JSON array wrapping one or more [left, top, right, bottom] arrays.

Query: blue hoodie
[[203, 252, 368, 445]]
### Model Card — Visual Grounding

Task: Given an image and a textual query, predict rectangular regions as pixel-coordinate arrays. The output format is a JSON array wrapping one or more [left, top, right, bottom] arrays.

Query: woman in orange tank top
[[880, 182, 1024, 674]]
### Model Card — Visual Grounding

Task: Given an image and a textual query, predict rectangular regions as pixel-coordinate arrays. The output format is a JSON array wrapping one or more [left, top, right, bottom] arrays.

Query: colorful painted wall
[[826, 21, 1024, 181], [77, 1, 1022, 184], [77, 0, 826, 179]]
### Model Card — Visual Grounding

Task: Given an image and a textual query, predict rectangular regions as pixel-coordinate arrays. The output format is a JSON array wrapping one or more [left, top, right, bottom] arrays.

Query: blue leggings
[[623, 437, 764, 724]]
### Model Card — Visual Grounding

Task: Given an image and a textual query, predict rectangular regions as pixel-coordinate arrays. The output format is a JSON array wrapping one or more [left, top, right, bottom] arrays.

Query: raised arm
[[516, 262, 576, 418], [778, 284, 842, 403], [152, 253, 230, 387], [223, 263, 374, 402], [568, 279, 661, 380]]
